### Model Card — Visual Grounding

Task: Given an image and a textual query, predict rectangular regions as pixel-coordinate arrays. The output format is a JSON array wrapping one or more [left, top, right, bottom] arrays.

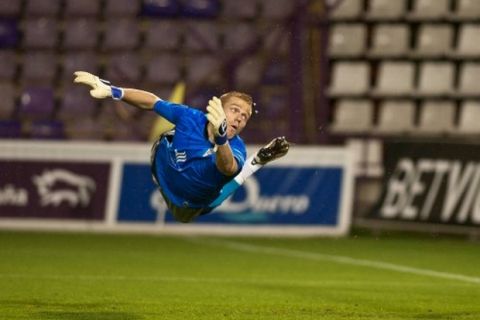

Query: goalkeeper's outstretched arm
[[73, 71, 160, 110], [121, 88, 160, 110]]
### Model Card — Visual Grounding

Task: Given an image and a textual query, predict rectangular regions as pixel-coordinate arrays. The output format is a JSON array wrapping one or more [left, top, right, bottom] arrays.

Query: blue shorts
[[150, 132, 208, 223]]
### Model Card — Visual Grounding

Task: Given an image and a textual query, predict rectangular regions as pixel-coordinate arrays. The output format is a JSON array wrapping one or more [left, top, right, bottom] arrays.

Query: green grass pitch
[[0, 230, 479, 320]]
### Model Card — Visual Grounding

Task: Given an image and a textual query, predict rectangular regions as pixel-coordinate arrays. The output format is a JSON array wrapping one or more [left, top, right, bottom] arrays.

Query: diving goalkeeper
[[73, 71, 289, 223]]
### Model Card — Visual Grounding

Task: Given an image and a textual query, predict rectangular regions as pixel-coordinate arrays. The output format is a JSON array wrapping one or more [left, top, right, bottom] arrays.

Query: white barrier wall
[[0, 140, 355, 236]]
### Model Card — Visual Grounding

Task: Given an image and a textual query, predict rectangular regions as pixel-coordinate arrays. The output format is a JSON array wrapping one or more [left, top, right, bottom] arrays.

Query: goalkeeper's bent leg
[[208, 154, 264, 208]]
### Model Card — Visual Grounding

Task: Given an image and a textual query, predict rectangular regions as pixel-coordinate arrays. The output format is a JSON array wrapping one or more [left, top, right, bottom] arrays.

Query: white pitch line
[[191, 238, 480, 285]]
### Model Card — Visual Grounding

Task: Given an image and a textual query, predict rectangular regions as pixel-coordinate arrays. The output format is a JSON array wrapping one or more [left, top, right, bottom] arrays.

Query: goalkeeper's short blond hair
[[220, 91, 254, 114]]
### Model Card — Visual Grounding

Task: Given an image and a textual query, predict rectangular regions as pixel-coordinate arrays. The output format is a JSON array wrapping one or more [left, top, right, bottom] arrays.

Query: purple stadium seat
[[63, 19, 99, 50], [64, 117, 104, 140], [222, 0, 258, 19], [62, 52, 99, 80], [102, 19, 140, 51], [58, 86, 97, 121], [23, 19, 58, 49], [184, 21, 220, 52], [0, 20, 18, 48], [261, 0, 296, 20], [263, 60, 288, 85], [185, 87, 217, 109], [98, 100, 120, 123], [0, 1, 22, 17], [234, 57, 263, 88], [181, 0, 220, 18], [185, 55, 220, 84], [30, 120, 65, 140], [25, 0, 61, 16], [105, 0, 141, 16], [134, 112, 156, 140], [259, 92, 288, 118], [0, 50, 17, 80], [145, 54, 181, 84], [19, 86, 55, 120], [144, 20, 182, 50], [98, 100, 146, 141], [263, 25, 290, 55], [105, 52, 142, 84], [0, 120, 21, 138], [64, 0, 101, 17], [0, 83, 16, 119], [142, 0, 180, 17], [239, 126, 269, 144], [109, 121, 144, 141], [22, 52, 57, 84], [223, 23, 258, 52]]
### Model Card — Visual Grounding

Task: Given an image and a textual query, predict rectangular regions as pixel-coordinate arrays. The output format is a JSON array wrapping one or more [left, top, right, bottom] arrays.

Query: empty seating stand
[[454, 101, 480, 135], [371, 62, 415, 97], [222, 0, 259, 19], [0, 83, 16, 119], [23, 19, 58, 49], [144, 20, 182, 50], [375, 100, 415, 135], [0, 1, 21, 17], [0, 20, 18, 48], [415, 100, 455, 135], [326, 0, 480, 141], [105, 52, 142, 84], [416, 62, 454, 97], [328, 62, 370, 97], [105, 0, 140, 17], [0, 120, 22, 138], [145, 54, 182, 84], [102, 19, 140, 51], [0, 0, 304, 142], [407, 0, 450, 21], [63, 19, 99, 50], [365, 0, 407, 21], [330, 100, 374, 134], [368, 24, 409, 58], [63, 0, 101, 17], [329, 24, 366, 57], [412, 24, 453, 58], [328, 0, 363, 20], [25, 0, 61, 17], [19, 86, 55, 120], [21, 51, 57, 85], [450, 0, 480, 20], [58, 86, 97, 122], [455, 63, 480, 98], [0, 50, 16, 80]]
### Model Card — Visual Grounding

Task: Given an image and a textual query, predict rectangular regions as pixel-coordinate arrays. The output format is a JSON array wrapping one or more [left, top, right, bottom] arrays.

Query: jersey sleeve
[[153, 99, 190, 124], [229, 138, 247, 172]]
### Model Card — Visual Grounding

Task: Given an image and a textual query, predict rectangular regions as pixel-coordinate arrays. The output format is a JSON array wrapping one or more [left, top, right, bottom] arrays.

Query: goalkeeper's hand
[[206, 96, 228, 145], [73, 71, 124, 100], [254, 136, 290, 165]]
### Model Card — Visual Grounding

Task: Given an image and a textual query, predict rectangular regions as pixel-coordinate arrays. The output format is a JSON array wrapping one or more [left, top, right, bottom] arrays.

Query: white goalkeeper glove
[[206, 96, 228, 145], [73, 71, 124, 100]]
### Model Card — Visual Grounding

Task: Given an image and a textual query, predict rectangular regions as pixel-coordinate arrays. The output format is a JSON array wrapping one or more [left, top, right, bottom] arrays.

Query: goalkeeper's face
[[223, 97, 252, 138]]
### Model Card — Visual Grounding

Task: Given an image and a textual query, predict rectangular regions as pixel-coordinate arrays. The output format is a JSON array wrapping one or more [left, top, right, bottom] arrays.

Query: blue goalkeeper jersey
[[152, 99, 247, 208]]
